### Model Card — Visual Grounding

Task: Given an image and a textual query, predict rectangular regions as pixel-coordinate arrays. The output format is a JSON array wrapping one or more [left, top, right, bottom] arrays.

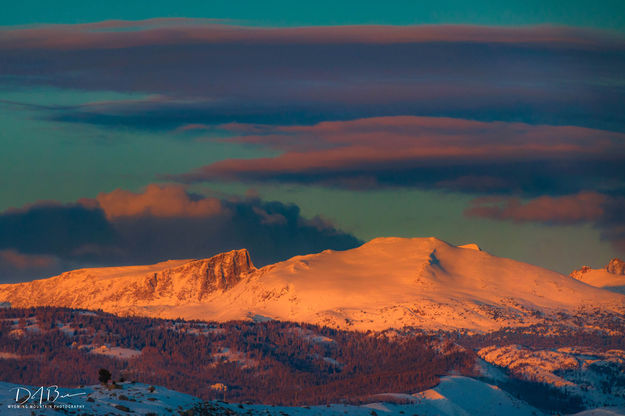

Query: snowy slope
[[2, 377, 624, 415], [0, 249, 254, 313], [0, 381, 201, 415], [0, 377, 545, 416], [0, 237, 623, 332], [571, 259, 625, 295]]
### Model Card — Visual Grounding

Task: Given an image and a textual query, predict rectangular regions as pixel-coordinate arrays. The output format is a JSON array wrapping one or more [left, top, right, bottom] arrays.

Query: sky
[[0, 2, 624, 282]]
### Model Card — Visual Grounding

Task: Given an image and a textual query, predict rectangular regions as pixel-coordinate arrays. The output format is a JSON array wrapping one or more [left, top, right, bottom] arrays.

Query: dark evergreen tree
[[98, 368, 111, 384]]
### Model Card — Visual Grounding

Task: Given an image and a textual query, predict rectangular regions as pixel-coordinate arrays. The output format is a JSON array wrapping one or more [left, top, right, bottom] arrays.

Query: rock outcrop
[[570, 258, 625, 295], [607, 258, 625, 275], [0, 249, 255, 311]]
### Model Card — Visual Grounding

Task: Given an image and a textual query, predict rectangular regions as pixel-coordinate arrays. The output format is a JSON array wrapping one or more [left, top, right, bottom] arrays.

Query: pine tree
[[98, 368, 111, 385]]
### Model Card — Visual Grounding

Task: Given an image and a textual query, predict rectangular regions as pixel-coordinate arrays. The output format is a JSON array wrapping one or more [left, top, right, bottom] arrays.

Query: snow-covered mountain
[[0, 237, 623, 332], [0, 249, 253, 309], [571, 259, 625, 295]]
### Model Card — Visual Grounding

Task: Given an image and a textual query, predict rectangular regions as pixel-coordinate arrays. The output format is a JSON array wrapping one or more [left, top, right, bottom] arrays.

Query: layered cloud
[[1, 19, 623, 269], [0, 185, 360, 282], [465, 191, 625, 251], [2, 20, 622, 197], [171, 116, 625, 194], [2, 20, 618, 49], [1, 20, 624, 132], [2, 20, 622, 195]]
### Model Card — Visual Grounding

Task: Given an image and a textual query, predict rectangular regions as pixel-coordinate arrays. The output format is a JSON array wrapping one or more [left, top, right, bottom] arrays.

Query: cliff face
[[131, 249, 255, 302], [0, 249, 255, 310]]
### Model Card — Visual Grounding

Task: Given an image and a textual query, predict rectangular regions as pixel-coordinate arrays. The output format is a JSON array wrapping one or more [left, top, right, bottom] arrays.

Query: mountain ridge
[[0, 237, 623, 332], [0, 249, 255, 309]]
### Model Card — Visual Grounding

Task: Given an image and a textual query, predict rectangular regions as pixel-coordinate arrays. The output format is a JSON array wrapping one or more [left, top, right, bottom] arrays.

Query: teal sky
[[0, 3, 623, 280], [2, 0, 625, 31], [0, 87, 266, 208], [0, 86, 618, 273]]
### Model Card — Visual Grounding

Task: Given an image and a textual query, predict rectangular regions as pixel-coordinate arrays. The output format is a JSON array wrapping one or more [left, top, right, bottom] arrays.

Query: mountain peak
[[363, 237, 482, 252], [360, 236, 452, 250], [365, 236, 447, 244]]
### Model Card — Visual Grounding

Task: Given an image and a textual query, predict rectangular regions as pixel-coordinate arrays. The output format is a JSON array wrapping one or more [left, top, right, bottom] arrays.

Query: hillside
[[0, 376, 551, 416], [571, 259, 625, 295], [1, 307, 624, 414], [0, 237, 623, 332]]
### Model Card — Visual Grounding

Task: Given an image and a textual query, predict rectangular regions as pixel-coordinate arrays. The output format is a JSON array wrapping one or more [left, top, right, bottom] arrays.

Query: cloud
[[90, 184, 223, 219], [0, 250, 58, 270], [596, 196, 625, 253], [464, 191, 609, 224], [464, 191, 625, 253], [2, 20, 619, 50], [0, 185, 360, 282], [170, 116, 625, 195], [1, 20, 624, 132], [4, 20, 621, 195], [0, 202, 118, 258], [0, 249, 64, 283]]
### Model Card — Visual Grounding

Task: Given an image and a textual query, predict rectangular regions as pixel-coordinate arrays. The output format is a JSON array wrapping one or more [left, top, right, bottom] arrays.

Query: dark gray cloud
[[0, 185, 360, 283], [2, 21, 623, 199], [1, 22, 624, 132], [0, 203, 118, 258], [0, 250, 61, 281]]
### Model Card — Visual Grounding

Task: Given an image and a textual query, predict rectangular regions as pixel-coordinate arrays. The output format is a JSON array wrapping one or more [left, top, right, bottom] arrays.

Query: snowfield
[[571, 259, 625, 295], [1, 377, 624, 415], [0, 376, 559, 416], [0, 237, 623, 333]]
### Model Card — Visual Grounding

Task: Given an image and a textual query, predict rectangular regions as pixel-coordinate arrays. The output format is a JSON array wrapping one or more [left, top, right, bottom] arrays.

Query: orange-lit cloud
[[0, 185, 359, 282], [465, 191, 625, 253], [3, 20, 623, 137], [1, 20, 619, 50], [172, 117, 625, 193], [91, 184, 223, 219], [465, 192, 609, 224]]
